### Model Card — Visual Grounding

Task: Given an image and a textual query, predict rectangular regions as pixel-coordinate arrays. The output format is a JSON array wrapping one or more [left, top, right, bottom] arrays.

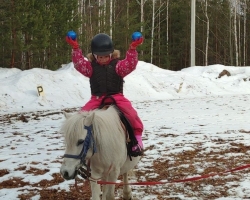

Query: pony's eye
[[77, 139, 84, 146]]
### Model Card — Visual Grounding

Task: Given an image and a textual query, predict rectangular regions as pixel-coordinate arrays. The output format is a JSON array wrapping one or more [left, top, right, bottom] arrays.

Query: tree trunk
[[204, 0, 209, 66], [126, 0, 130, 47], [104, 0, 106, 27], [88, 0, 93, 36], [10, 0, 15, 68], [166, 0, 169, 60], [238, 8, 241, 66], [110, 0, 113, 37], [234, 0, 238, 66], [98, 0, 101, 32], [136, 0, 148, 56], [150, 0, 155, 63], [25, 33, 31, 69], [158, 0, 162, 66], [136, 0, 147, 33], [244, 0, 247, 66], [10, 29, 16, 68]]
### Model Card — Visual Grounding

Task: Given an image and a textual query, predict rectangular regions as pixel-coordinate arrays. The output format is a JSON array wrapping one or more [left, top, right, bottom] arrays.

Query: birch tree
[[243, 0, 247, 66], [234, 0, 239, 66], [202, 0, 209, 66], [88, 0, 93, 36], [98, 0, 101, 32], [136, 0, 149, 33], [150, 0, 156, 63], [135, 0, 148, 57], [157, 0, 162, 65], [109, 0, 113, 37], [126, 0, 130, 47], [238, 2, 241, 66], [166, 0, 169, 60], [229, 1, 233, 65], [153, 0, 167, 66]]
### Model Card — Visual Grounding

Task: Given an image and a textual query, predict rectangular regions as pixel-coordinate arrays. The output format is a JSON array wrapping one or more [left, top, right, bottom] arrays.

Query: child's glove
[[65, 36, 79, 49], [130, 37, 144, 50]]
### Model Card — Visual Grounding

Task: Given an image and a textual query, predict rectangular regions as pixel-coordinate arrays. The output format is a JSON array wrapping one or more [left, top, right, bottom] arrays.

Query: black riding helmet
[[91, 33, 114, 56]]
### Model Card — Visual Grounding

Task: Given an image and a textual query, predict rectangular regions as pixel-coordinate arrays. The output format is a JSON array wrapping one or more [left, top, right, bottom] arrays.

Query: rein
[[64, 125, 97, 178]]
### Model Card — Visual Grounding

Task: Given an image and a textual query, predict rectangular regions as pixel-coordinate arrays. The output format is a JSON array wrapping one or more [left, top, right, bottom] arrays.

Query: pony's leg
[[90, 181, 101, 200], [102, 170, 120, 200], [102, 184, 114, 200], [123, 172, 132, 200], [102, 182, 115, 200]]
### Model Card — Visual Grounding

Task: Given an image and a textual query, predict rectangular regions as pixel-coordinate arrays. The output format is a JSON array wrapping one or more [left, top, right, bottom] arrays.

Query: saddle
[[98, 95, 139, 160]]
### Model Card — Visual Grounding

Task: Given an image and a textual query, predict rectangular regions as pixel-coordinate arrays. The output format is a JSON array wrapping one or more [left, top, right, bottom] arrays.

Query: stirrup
[[130, 144, 143, 157]]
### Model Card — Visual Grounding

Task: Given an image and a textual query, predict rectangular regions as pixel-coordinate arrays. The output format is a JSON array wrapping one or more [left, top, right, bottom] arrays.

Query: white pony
[[60, 105, 141, 200]]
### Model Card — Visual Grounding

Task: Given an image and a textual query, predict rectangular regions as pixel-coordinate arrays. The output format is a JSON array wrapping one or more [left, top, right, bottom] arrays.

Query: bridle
[[63, 125, 97, 178]]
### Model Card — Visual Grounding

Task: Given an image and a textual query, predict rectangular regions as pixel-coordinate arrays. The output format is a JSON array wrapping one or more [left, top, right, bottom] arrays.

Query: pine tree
[[0, 0, 81, 70]]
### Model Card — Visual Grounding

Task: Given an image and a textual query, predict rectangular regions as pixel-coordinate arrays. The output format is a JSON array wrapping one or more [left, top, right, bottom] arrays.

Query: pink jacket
[[71, 49, 138, 78]]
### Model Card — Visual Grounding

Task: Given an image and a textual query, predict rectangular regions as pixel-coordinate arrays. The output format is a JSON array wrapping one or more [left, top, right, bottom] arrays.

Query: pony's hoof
[[123, 195, 132, 200]]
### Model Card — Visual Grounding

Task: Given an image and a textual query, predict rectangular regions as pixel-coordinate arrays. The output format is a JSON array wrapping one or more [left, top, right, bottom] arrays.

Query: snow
[[1, 61, 250, 199]]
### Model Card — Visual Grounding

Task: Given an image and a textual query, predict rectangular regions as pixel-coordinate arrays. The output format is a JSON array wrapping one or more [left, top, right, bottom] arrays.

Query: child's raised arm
[[116, 32, 144, 77], [66, 35, 93, 78]]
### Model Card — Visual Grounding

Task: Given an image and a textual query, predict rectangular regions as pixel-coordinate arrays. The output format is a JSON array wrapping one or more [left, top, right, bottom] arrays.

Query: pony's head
[[60, 111, 95, 180]]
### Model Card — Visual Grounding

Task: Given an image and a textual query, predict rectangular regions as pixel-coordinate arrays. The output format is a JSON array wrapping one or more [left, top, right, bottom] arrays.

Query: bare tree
[[126, 0, 130, 47], [243, 0, 247, 66], [166, 0, 169, 59], [150, 0, 156, 63], [238, 3, 241, 66], [88, 0, 93, 36], [104, 0, 106, 27], [98, 0, 101, 32], [127, 0, 130, 29], [150, 0, 166, 64], [110, 0, 113, 37], [136, 0, 149, 33], [10, 0, 16, 68], [157, 0, 162, 66], [202, 0, 209, 66], [229, 1, 233, 65], [234, 0, 239, 66]]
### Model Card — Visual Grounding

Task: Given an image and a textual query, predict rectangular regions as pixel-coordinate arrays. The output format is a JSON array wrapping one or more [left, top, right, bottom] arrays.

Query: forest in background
[[0, 0, 249, 71]]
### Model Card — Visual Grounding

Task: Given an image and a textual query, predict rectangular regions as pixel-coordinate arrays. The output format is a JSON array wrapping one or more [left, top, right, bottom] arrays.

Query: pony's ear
[[63, 112, 72, 119], [84, 112, 95, 126]]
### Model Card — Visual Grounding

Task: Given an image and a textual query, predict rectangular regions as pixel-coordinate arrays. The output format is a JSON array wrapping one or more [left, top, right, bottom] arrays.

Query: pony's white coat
[[60, 106, 140, 200]]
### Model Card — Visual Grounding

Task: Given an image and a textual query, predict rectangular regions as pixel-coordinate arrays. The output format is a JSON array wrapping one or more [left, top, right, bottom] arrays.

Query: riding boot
[[131, 135, 143, 157]]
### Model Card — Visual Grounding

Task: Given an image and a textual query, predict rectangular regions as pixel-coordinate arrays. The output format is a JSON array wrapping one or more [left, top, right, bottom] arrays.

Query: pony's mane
[[61, 111, 91, 148], [91, 106, 126, 158], [61, 106, 125, 153], [92, 106, 124, 137]]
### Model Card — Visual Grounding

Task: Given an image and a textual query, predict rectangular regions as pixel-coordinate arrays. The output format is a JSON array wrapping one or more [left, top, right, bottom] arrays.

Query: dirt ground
[[1, 142, 250, 200], [1, 97, 250, 199]]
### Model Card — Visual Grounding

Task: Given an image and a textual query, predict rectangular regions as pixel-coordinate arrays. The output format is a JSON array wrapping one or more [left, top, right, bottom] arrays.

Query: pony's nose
[[61, 169, 71, 180], [63, 171, 70, 179], [61, 168, 77, 180]]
